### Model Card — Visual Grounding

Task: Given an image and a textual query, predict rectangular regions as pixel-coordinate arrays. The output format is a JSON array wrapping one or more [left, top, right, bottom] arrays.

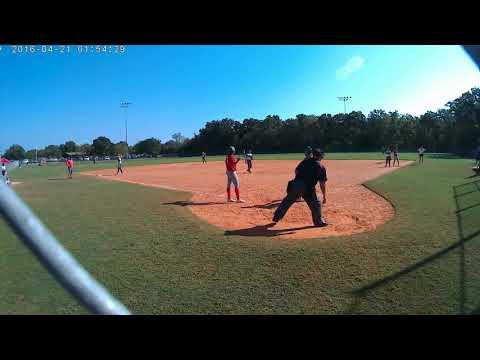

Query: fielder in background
[[271, 148, 327, 228], [418, 145, 426, 164], [116, 155, 123, 175], [201, 152, 207, 164], [246, 150, 253, 173], [66, 157, 74, 179], [225, 146, 245, 203], [474, 144, 480, 169], [393, 145, 400, 167], [1, 162, 10, 184], [385, 146, 392, 167]]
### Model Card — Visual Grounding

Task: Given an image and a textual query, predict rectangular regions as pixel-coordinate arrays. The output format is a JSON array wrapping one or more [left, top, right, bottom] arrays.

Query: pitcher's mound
[[84, 160, 411, 239]]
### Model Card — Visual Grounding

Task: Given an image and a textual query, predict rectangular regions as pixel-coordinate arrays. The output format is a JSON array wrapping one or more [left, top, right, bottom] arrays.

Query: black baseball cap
[[313, 148, 324, 158]]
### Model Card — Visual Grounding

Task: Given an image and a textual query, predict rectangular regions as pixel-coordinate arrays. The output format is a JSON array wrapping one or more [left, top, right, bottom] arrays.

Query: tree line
[[3, 87, 479, 161], [182, 87, 479, 156], [3, 133, 188, 160]]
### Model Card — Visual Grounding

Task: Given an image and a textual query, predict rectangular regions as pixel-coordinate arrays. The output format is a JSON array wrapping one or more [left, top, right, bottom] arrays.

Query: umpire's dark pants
[[273, 179, 323, 226]]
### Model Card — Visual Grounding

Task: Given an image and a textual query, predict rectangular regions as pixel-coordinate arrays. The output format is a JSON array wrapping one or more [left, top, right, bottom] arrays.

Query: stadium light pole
[[120, 101, 132, 159], [337, 96, 352, 114]]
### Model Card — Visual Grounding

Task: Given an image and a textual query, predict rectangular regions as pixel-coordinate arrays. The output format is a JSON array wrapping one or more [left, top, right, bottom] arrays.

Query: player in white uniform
[[418, 146, 426, 164], [246, 150, 253, 173], [384, 146, 392, 167], [1, 163, 10, 184], [116, 155, 123, 175]]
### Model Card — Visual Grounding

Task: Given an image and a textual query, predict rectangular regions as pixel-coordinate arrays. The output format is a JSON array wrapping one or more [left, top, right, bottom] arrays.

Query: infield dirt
[[84, 159, 411, 239]]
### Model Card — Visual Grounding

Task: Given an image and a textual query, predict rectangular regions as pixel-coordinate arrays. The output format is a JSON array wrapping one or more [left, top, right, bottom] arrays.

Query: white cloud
[[336, 56, 365, 80], [395, 73, 480, 116]]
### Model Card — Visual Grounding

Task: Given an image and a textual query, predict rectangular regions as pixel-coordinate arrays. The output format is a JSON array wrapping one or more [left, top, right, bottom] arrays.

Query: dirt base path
[[84, 160, 411, 239]]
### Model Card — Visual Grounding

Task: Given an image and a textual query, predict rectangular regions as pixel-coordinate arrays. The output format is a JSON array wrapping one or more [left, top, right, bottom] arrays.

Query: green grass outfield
[[1, 152, 479, 314]]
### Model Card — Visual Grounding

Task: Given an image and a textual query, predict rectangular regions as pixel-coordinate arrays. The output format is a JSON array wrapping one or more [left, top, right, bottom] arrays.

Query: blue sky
[[0, 45, 478, 151]]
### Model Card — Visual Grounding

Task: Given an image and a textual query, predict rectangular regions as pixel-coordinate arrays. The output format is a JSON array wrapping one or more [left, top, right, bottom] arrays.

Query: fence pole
[[0, 180, 131, 315]]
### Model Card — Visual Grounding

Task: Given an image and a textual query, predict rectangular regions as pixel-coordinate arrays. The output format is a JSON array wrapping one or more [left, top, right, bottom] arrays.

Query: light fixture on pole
[[337, 96, 352, 114], [120, 101, 132, 159]]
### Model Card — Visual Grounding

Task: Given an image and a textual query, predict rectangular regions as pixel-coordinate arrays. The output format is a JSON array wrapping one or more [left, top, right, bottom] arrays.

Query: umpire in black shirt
[[272, 148, 327, 227]]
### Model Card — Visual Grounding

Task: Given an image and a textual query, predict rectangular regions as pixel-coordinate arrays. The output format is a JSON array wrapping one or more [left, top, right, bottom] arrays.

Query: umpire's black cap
[[313, 148, 325, 159]]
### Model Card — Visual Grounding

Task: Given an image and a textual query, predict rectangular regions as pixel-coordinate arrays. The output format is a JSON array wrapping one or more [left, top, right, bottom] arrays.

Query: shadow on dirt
[[241, 200, 282, 210], [163, 200, 227, 206], [241, 199, 311, 210], [224, 223, 316, 237]]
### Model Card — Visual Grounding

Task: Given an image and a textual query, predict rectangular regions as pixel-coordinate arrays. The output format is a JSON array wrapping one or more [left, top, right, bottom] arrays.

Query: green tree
[[79, 144, 92, 156], [43, 145, 62, 158], [112, 142, 128, 156], [134, 138, 162, 156], [447, 87, 480, 154], [4, 144, 26, 160], [25, 149, 37, 160], [172, 133, 187, 145], [60, 141, 77, 154], [436, 109, 455, 152], [239, 118, 262, 152], [92, 136, 113, 156], [162, 140, 178, 154]]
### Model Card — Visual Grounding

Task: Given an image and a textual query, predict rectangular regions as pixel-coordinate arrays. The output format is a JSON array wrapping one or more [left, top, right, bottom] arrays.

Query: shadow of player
[[163, 200, 228, 206], [241, 200, 282, 210], [465, 168, 480, 179], [224, 223, 316, 237], [465, 173, 479, 179]]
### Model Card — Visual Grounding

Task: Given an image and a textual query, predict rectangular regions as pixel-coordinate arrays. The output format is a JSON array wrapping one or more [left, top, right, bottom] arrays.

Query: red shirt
[[225, 154, 238, 172], [67, 159, 74, 168]]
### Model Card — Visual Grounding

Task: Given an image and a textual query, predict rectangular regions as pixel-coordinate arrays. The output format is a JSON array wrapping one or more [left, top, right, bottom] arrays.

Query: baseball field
[[1, 152, 480, 314]]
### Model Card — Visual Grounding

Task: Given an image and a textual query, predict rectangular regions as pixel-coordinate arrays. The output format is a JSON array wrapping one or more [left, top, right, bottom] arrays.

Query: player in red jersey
[[66, 157, 74, 179], [225, 146, 245, 203]]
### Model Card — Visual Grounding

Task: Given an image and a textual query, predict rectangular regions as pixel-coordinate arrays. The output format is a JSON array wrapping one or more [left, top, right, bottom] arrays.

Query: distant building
[[65, 152, 86, 160]]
